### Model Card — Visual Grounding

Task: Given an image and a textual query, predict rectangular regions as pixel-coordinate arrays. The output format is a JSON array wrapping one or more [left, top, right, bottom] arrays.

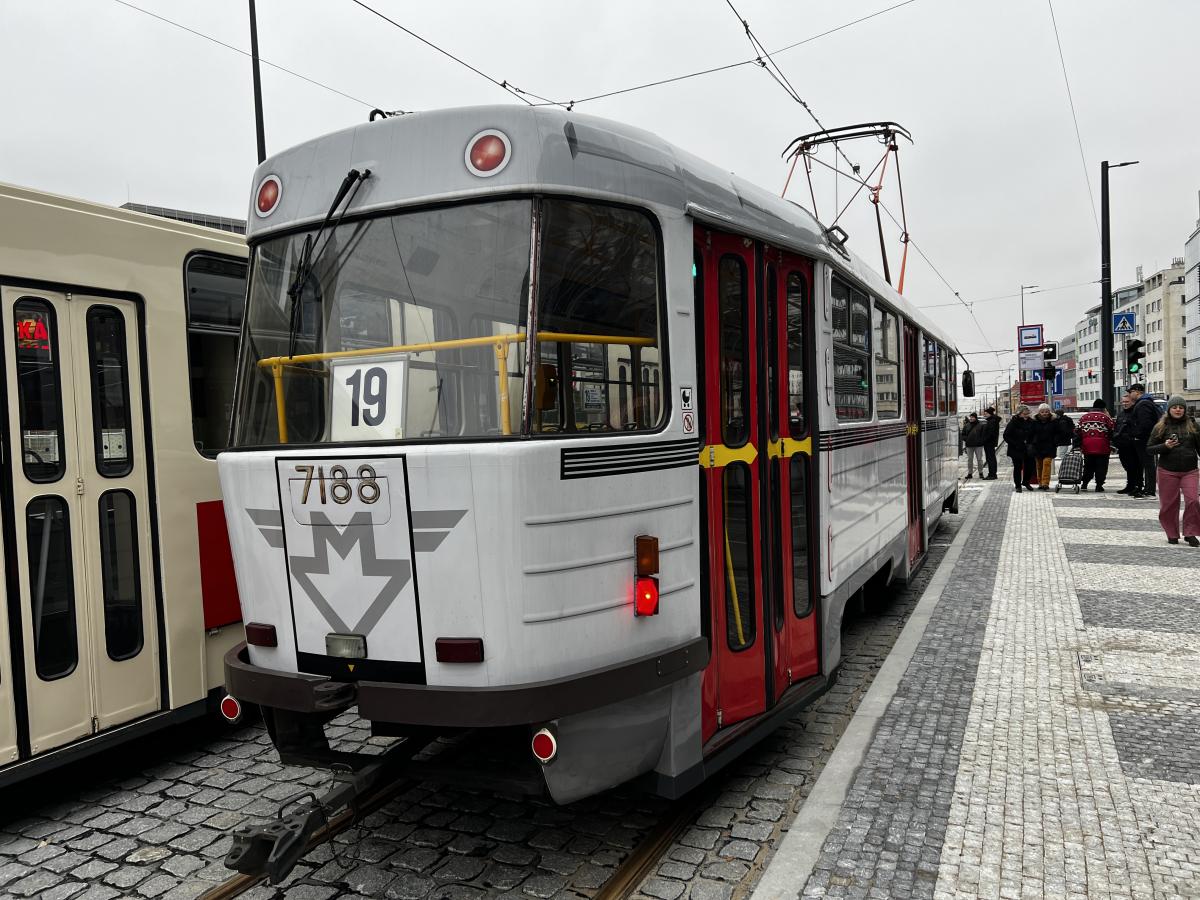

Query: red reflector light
[[435, 637, 485, 663], [255, 174, 281, 217], [245, 622, 277, 647], [465, 129, 511, 177], [635, 576, 659, 617], [531, 727, 557, 764], [219, 695, 242, 723]]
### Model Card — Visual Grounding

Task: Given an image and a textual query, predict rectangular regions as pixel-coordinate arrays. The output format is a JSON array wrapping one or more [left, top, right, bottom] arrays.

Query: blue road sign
[[1052, 367, 1064, 395], [1112, 312, 1136, 334]]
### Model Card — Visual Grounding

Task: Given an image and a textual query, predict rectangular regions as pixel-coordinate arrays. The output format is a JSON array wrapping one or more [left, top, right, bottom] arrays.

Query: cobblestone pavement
[[787, 481, 1200, 900], [0, 500, 972, 900]]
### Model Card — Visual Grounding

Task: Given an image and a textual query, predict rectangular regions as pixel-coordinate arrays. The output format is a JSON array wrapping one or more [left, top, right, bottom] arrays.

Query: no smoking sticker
[[682, 411, 695, 435]]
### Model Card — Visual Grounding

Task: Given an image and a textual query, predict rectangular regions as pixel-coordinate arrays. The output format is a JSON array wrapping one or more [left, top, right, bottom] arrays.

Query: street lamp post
[[1100, 159, 1139, 411], [1020, 283, 1038, 328]]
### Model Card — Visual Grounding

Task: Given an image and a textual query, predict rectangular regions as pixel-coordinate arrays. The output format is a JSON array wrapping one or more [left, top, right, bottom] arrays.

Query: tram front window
[[233, 198, 663, 446]]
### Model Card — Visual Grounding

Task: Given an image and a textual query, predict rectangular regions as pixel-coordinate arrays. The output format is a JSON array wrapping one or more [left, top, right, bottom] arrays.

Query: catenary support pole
[[1100, 160, 1112, 411]]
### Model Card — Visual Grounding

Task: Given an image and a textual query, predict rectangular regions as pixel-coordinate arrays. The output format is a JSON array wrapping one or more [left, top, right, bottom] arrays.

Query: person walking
[[961, 412, 986, 479], [1129, 383, 1161, 499], [1030, 403, 1058, 490], [1146, 396, 1200, 546], [982, 406, 1001, 479], [1113, 392, 1140, 494], [1076, 398, 1115, 492], [1004, 405, 1035, 492]]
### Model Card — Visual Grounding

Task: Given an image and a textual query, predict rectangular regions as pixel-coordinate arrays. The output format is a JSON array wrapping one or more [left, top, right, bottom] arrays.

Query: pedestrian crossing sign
[[1112, 312, 1136, 334]]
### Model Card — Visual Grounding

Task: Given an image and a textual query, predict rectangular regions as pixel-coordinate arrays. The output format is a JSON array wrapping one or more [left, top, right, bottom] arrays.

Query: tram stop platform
[[753, 479, 1200, 900]]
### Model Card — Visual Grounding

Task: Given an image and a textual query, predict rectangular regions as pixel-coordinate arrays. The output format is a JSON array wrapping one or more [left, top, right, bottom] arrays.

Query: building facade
[[1184, 211, 1200, 405], [1055, 331, 1076, 409], [1075, 304, 1102, 406]]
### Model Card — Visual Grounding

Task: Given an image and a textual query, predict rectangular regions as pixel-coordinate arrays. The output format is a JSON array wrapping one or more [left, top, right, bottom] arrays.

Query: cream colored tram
[[0, 183, 247, 783]]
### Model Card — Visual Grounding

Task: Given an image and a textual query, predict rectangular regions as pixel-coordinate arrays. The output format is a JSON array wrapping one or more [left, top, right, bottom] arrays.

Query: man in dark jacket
[[982, 407, 1001, 479], [1113, 392, 1140, 493], [1004, 406, 1035, 491], [962, 412, 986, 479], [1129, 383, 1161, 498]]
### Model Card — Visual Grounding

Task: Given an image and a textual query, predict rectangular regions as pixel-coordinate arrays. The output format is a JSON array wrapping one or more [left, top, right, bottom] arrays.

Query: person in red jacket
[[1076, 398, 1115, 492]]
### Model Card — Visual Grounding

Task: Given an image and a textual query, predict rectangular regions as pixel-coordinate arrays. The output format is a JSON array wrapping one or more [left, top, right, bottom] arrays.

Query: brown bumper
[[225, 637, 708, 728]]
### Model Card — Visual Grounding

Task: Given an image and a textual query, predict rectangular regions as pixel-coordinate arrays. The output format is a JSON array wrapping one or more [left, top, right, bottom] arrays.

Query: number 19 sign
[[331, 356, 407, 441]]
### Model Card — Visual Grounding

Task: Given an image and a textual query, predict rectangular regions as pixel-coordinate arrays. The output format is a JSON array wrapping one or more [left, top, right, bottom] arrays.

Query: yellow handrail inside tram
[[259, 331, 656, 443]]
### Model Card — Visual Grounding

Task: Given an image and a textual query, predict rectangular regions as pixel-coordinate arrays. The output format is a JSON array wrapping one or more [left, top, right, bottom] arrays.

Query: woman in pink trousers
[[1147, 396, 1200, 546]]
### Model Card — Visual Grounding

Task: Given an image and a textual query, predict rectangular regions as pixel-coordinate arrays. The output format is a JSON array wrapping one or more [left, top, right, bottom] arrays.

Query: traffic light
[[1126, 339, 1145, 375], [1042, 365, 1056, 382]]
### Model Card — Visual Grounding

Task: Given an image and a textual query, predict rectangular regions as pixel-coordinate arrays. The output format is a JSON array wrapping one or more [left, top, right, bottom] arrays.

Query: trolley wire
[[109, 0, 387, 110], [1046, 0, 1101, 239], [916, 280, 1100, 310], [540, 0, 919, 109], [347, 0, 556, 107]]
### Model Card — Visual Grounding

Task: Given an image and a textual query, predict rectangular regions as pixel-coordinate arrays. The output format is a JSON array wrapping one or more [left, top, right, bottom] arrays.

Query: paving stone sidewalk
[[778, 482, 1200, 900]]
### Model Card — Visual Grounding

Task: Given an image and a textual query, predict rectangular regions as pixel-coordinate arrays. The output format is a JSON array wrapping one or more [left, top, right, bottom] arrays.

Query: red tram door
[[695, 231, 819, 744], [761, 248, 819, 704], [903, 324, 924, 565]]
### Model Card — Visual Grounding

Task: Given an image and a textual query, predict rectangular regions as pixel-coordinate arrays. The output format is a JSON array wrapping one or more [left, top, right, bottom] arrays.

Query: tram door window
[[1, 288, 159, 757], [764, 253, 819, 705]]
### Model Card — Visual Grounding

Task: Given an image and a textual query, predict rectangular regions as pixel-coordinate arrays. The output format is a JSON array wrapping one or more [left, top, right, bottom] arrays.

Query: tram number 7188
[[294, 464, 381, 505]]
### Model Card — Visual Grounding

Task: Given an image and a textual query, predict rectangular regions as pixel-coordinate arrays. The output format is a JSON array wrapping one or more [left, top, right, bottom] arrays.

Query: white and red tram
[[220, 107, 961, 804]]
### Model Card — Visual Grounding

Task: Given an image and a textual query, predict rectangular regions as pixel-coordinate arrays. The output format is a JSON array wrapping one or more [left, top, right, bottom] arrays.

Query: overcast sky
[[3, 0, 1198, 390]]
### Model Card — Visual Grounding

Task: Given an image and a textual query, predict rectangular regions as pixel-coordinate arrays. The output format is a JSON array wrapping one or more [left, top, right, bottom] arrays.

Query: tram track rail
[[201, 778, 706, 900], [199, 772, 418, 900]]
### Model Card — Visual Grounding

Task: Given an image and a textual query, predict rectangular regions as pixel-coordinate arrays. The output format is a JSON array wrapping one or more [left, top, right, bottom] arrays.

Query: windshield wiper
[[286, 167, 371, 357]]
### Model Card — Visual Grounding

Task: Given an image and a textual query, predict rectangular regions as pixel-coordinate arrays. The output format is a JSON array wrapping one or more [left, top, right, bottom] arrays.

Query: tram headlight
[[325, 633, 367, 658]]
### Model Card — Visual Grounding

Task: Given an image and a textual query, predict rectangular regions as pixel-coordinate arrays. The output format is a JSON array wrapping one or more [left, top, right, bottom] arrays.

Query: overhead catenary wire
[[347, 0, 555, 107], [916, 280, 1101, 310], [1046, 0, 1101, 239], [110, 0, 386, 110], [540, 0, 919, 109]]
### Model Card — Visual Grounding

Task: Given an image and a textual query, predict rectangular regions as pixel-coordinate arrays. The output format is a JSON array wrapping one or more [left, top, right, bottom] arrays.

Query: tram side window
[[534, 200, 663, 433], [832, 277, 871, 422], [938, 345, 949, 415], [86, 307, 133, 478], [786, 271, 806, 436], [873, 304, 900, 420], [26, 496, 77, 680], [14, 298, 65, 482], [923, 337, 938, 417], [185, 254, 248, 456], [948, 353, 957, 415], [791, 455, 812, 618]]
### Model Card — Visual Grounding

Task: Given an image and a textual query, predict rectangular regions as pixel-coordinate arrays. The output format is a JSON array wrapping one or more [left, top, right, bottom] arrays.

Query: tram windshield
[[232, 198, 664, 446]]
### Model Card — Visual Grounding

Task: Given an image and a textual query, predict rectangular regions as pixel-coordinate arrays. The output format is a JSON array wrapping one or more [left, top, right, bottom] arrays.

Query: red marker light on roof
[[635, 575, 659, 617], [465, 129, 511, 177], [255, 174, 282, 217]]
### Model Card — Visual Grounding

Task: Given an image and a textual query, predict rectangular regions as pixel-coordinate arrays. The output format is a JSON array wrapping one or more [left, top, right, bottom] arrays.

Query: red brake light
[[464, 130, 511, 177], [255, 175, 281, 217], [531, 728, 557, 764], [635, 576, 659, 617]]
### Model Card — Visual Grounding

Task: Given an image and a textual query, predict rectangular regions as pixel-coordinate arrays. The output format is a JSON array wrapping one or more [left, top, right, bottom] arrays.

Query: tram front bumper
[[224, 637, 708, 728]]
